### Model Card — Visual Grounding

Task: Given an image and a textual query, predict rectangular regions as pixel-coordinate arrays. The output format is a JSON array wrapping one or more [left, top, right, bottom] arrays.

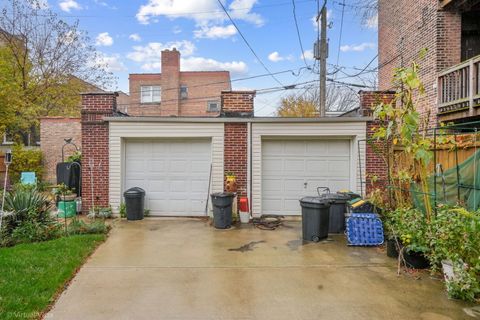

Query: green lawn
[[0, 234, 106, 320]]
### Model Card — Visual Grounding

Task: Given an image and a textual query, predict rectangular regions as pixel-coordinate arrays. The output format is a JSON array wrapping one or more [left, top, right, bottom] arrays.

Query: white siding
[[109, 122, 224, 214], [251, 122, 366, 217]]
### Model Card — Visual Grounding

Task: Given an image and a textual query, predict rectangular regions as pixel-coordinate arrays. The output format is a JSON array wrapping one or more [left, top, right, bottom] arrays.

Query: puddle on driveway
[[286, 239, 306, 251], [228, 241, 266, 252]]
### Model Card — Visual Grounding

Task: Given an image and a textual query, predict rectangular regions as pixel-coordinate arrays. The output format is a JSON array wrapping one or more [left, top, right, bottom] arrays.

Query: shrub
[[67, 218, 111, 235], [387, 207, 429, 254], [9, 144, 43, 183], [1, 187, 55, 246], [11, 221, 62, 244]]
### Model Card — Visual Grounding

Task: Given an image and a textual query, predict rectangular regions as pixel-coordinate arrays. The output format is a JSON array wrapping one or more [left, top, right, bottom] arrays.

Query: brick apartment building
[[124, 48, 231, 117], [379, 0, 480, 126]]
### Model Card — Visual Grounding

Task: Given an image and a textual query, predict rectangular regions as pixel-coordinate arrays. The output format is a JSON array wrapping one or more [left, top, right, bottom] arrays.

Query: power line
[[31, 0, 316, 19], [125, 67, 310, 96], [334, 53, 378, 79], [291, 0, 310, 69], [216, 0, 284, 87], [335, 0, 346, 67]]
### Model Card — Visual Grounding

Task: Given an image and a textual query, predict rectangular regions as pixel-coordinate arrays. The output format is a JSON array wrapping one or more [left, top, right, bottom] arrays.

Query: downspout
[[248, 121, 253, 215]]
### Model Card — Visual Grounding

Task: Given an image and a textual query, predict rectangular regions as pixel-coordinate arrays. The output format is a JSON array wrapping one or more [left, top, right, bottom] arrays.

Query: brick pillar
[[81, 92, 117, 213], [222, 91, 254, 206], [221, 91, 255, 117], [360, 91, 395, 195], [160, 48, 180, 116]]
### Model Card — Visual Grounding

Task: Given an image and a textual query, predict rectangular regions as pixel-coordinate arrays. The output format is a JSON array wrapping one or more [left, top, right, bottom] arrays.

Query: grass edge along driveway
[[0, 234, 106, 320]]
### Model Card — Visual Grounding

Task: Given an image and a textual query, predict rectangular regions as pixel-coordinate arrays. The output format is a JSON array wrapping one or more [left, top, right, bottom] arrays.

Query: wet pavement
[[46, 218, 476, 320]]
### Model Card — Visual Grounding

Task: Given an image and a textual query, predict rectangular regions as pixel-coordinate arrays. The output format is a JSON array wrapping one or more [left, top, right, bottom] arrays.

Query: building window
[[180, 85, 188, 99], [140, 86, 161, 103], [207, 101, 220, 112]]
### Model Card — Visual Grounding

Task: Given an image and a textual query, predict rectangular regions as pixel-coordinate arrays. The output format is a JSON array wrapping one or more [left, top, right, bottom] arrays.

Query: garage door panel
[[327, 160, 350, 177], [306, 141, 328, 154], [263, 141, 284, 154], [191, 160, 210, 172], [262, 158, 283, 173], [150, 160, 166, 172], [262, 139, 351, 215], [284, 159, 305, 172], [284, 142, 305, 154], [305, 160, 328, 172], [169, 160, 189, 173], [285, 179, 305, 191], [125, 139, 211, 216], [328, 141, 350, 155]]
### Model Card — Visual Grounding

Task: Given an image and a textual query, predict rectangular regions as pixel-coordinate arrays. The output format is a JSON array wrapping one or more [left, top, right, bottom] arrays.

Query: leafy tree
[[277, 84, 359, 117], [0, 0, 114, 142]]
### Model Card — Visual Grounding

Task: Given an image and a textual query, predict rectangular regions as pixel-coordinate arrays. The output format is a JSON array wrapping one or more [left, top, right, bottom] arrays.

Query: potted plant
[[54, 183, 76, 201], [225, 172, 237, 193], [389, 207, 430, 269]]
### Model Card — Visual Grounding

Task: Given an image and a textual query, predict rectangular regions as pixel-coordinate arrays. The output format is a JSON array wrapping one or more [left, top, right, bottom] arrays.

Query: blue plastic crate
[[346, 213, 384, 246]]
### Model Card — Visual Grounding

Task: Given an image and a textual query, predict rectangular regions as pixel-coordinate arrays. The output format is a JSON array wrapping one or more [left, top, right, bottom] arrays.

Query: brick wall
[[221, 91, 254, 207], [221, 91, 255, 116], [40, 117, 81, 183], [378, 0, 462, 127], [360, 91, 395, 195], [81, 93, 116, 213], [127, 49, 231, 117], [224, 123, 248, 199]]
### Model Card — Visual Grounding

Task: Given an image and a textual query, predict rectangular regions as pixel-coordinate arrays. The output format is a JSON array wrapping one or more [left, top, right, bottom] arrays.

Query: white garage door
[[124, 139, 211, 216], [262, 139, 351, 215]]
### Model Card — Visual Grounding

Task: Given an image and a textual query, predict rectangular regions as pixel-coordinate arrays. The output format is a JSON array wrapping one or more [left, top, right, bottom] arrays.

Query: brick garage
[[40, 117, 81, 183], [81, 91, 371, 216]]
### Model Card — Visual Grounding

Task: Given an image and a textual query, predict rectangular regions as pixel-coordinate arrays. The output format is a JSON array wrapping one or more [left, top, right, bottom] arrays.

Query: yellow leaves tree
[[277, 96, 318, 117]]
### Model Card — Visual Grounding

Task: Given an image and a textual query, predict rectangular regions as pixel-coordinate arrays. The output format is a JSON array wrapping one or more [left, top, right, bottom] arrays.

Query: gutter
[[104, 116, 372, 123]]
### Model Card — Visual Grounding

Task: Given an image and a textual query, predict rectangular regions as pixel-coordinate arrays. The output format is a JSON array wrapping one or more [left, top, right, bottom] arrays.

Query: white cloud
[[95, 32, 114, 46], [302, 49, 314, 61], [340, 42, 376, 52], [194, 25, 237, 39], [268, 51, 283, 62], [135, 0, 263, 28], [127, 41, 196, 70], [172, 26, 182, 34], [129, 33, 142, 42], [364, 14, 378, 29], [59, 0, 81, 12], [228, 0, 264, 27], [96, 53, 127, 72], [181, 57, 248, 76], [268, 51, 293, 62]]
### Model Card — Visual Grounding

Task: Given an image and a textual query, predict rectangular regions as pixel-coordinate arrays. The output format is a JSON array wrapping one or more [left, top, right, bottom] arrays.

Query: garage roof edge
[[104, 116, 372, 123]]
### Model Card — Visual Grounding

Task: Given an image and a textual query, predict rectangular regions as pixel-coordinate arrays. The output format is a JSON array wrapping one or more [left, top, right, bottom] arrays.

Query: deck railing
[[438, 55, 480, 115]]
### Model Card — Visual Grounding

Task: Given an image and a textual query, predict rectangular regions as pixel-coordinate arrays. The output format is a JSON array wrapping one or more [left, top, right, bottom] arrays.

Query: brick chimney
[[160, 48, 181, 116], [221, 91, 255, 117]]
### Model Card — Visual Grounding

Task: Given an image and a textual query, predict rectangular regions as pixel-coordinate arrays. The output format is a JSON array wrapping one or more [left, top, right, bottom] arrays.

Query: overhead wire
[[335, 0, 346, 68], [291, 0, 310, 69], [216, 0, 284, 87]]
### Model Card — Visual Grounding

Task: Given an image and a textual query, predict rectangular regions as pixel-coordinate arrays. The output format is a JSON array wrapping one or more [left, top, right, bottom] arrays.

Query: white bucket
[[239, 211, 250, 223]]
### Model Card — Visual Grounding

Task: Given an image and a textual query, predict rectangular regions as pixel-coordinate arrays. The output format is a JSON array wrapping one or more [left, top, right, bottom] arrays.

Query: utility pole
[[314, 1, 328, 117]]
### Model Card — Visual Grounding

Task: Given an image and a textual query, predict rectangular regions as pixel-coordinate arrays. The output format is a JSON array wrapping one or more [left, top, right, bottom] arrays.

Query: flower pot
[[239, 211, 250, 223], [403, 250, 430, 269], [60, 193, 77, 202], [386, 238, 399, 258]]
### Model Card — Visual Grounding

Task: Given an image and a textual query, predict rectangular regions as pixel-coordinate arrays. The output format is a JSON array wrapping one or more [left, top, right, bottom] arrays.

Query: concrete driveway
[[46, 218, 474, 320]]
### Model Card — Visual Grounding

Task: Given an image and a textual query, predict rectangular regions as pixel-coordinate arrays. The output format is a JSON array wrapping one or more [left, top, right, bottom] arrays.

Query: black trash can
[[211, 192, 235, 229], [124, 187, 145, 221], [319, 192, 350, 233], [299, 197, 331, 242]]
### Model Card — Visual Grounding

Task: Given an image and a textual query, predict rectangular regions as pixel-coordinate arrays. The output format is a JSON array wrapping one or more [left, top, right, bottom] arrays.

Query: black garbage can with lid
[[210, 192, 235, 229], [123, 187, 145, 221], [299, 197, 331, 242], [318, 191, 351, 233]]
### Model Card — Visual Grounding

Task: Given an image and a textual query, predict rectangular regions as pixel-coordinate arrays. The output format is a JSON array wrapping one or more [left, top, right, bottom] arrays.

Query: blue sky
[[46, 0, 378, 115]]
